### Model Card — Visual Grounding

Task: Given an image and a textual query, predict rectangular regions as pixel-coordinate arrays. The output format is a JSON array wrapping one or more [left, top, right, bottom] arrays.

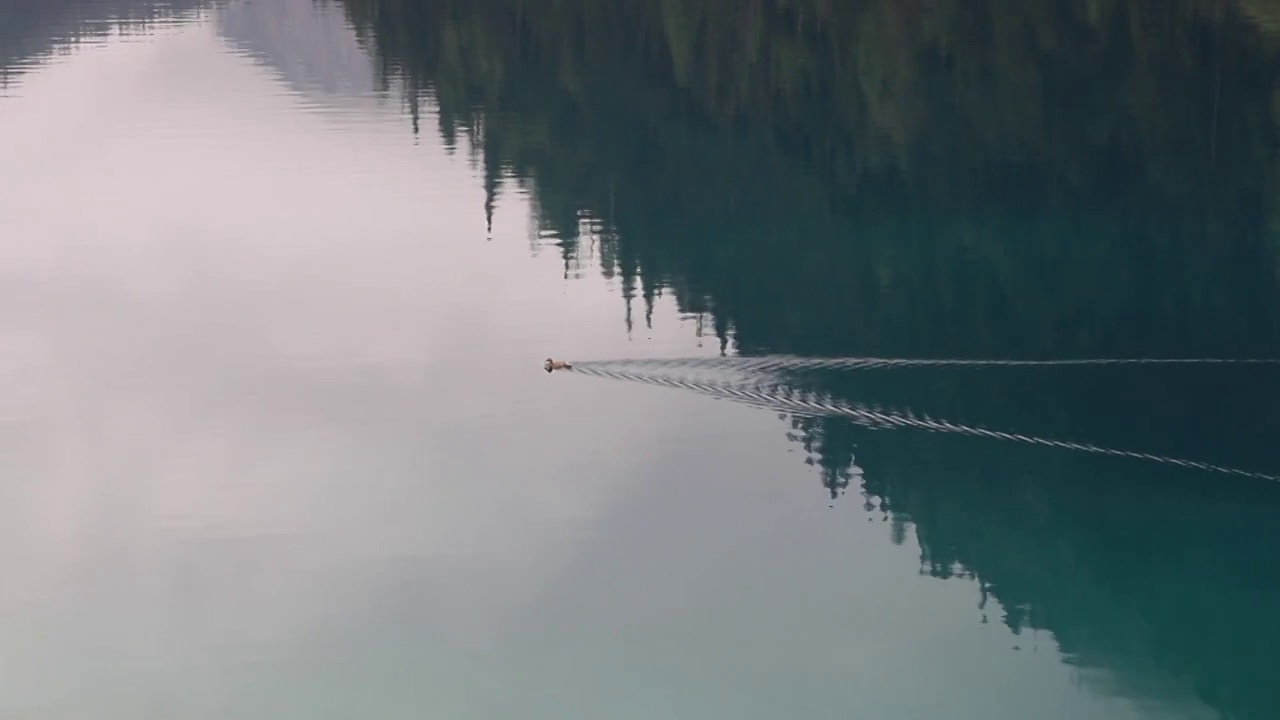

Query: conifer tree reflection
[[341, 2, 1280, 716], [0, 0, 212, 80]]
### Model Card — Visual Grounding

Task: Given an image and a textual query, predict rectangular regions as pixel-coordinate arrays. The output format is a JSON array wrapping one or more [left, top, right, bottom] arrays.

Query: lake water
[[3, 1, 1280, 718]]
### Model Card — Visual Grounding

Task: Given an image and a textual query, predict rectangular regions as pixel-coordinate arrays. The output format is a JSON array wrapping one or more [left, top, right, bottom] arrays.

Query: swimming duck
[[545, 358, 573, 373]]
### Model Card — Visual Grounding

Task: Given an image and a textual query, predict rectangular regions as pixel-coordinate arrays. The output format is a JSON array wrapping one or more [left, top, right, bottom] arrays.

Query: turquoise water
[[2, 1, 1279, 718]]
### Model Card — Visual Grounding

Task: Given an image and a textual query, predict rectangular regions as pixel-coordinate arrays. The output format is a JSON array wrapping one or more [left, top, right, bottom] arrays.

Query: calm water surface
[[3, 1, 1280, 718]]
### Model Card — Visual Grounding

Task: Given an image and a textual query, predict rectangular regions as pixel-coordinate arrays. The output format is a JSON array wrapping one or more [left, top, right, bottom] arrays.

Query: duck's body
[[545, 358, 573, 373]]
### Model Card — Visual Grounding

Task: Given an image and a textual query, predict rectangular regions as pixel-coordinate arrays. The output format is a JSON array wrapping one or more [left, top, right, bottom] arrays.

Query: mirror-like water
[[3, 1, 1278, 718]]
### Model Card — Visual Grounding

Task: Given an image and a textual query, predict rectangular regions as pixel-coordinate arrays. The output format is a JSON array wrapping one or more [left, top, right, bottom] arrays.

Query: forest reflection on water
[[2, 0, 1280, 718], [342, 2, 1280, 718], [343, 0, 1280, 354]]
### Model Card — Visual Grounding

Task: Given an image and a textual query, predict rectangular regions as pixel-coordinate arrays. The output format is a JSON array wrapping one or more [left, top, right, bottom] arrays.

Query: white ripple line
[[567, 365, 1280, 483]]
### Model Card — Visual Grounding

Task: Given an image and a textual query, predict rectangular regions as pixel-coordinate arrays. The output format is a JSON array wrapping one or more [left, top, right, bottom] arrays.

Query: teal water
[[2, 1, 1279, 718]]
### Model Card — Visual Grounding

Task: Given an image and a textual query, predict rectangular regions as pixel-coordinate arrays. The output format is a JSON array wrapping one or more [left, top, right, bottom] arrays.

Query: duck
[[544, 358, 573, 373]]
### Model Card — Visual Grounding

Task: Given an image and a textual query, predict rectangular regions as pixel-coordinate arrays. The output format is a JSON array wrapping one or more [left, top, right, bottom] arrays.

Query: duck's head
[[544, 358, 554, 373]]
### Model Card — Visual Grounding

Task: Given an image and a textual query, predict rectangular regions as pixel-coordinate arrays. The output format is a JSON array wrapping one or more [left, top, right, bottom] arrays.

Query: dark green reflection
[[343, 0, 1280, 358], [345, 2, 1280, 717], [0, 0, 212, 83]]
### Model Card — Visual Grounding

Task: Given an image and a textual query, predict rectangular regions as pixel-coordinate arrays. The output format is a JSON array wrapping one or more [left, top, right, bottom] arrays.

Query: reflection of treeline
[[785, 360, 1280, 719], [771, 360, 1280, 720], [342, 0, 1280, 689], [341, 0, 1280, 360], [830, 415, 1280, 719], [340, 0, 1280, 199], [342, 4, 1280, 715], [0, 0, 213, 81]]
